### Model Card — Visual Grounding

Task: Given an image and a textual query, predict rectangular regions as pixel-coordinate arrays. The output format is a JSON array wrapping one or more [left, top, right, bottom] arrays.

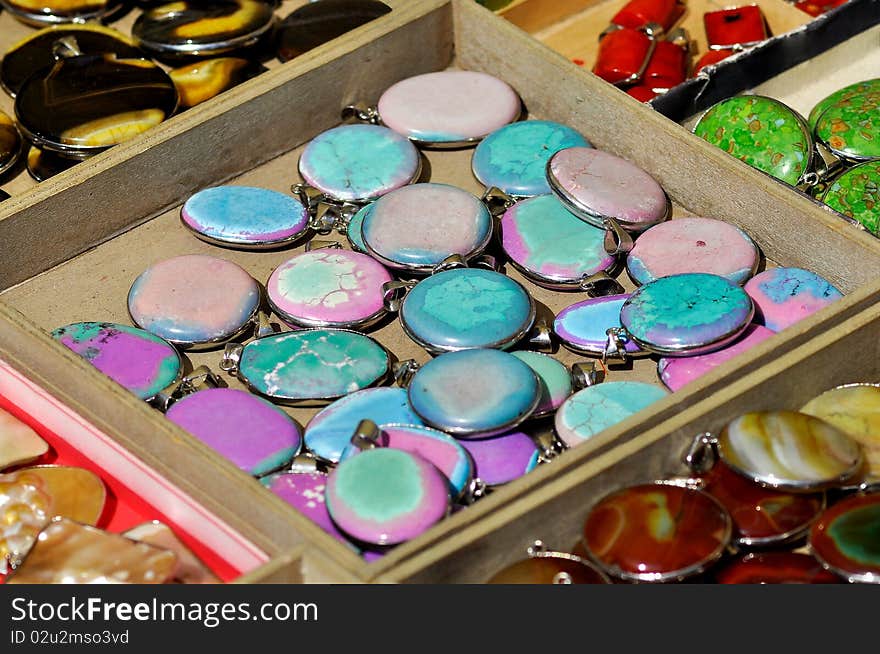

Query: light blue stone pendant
[[405, 349, 541, 438], [553, 294, 645, 358], [472, 120, 590, 197], [219, 329, 390, 405]]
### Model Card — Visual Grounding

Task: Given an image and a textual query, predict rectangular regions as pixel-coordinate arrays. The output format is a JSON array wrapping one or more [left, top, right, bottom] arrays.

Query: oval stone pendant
[[407, 349, 540, 438], [582, 483, 732, 582], [718, 410, 863, 491], [399, 268, 535, 353], [0, 24, 144, 98], [814, 92, 880, 162], [231, 329, 389, 404], [276, 0, 391, 62], [0, 0, 122, 27], [52, 322, 182, 402], [693, 95, 813, 186], [554, 382, 668, 448], [487, 548, 610, 584], [132, 0, 276, 60], [361, 183, 493, 273], [128, 255, 261, 349], [619, 273, 754, 356], [500, 194, 617, 290], [553, 294, 643, 357], [170, 57, 266, 109], [181, 186, 310, 249], [0, 110, 22, 177], [808, 79, 880, 130], [267, 249, 391, 330], [340, 424, 474, 500], [801, 384, 880, 479], [15, 55, 178, 158], [809, 493, 880, 584], [376, 70, 521, 147], [345, 203, 371, 253], [714, 552, 840, 584], [298, 124, 421, 203], [326, 448, 450, 546], [820, 161, 880, 236], [626, 217, 759, 286], [547, 146, 669, 233], [744, 267, 842, 333], [472, 120, 590, 197], [0, 409, 49, 471], [658, 324, 775, 392], [510, 351, 573, 418], [166, 388, 302, 477], [459, 429, 540, 487]]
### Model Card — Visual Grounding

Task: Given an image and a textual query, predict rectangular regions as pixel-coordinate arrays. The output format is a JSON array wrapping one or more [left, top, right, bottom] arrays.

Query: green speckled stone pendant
[[820, 161, 880, 236], [693, 95, 813, 186], [814, 90, 880, 163], [809, 79, 880, 130]]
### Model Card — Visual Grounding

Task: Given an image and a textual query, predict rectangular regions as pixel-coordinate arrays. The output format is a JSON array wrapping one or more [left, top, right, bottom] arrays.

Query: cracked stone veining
[[744, 267, 842, 332]]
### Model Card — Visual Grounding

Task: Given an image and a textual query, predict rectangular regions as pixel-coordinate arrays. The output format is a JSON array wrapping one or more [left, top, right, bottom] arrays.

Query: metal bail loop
[[527, 540, 548, 558], [288, 453, 323, 475], [305, 240, 343, 252], [602, 218, 634, 255], [253, 311, 277, 340], [470, 254, 500, 271], [341, 104, 380, 124], [309, 202, 342, 235], [392, 359, 420, 388], [382, 280, 412, 313], [526, 321, 554, 352], [534, 429, 566, 463], [432, 253, 469, 274], [52, 35, 84, 60], [219, 343, 244, 374], [481, 186, 516, 217], [350, 419, 382, 452], [552, 572, 574, 584], [463, 478, 488, 505], [580, 270, 626, 297], [291, 183, 325, 211], [603, 327, 631, 364], [571, 361, 605, 389], [181, 365, 224, 394], [683, 432, 718, 474]]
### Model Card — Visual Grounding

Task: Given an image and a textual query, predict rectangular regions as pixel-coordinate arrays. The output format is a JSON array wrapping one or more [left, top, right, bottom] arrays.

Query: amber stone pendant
[[15, 54, 178, 158], [0, 24, 145, 98], [26, 145, 80, 182], [0, 110, 22, 177], [170, 57, 266, 109], [276, 0, 391, 62], [132, 0, 277, 60], [0, 0, 123, 27]]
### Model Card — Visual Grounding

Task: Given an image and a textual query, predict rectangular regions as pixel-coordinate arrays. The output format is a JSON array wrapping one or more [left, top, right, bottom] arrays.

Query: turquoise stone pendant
[[220, 329, 390, 404], [510, 351, 574, 418], [554, 294, 644, 358]]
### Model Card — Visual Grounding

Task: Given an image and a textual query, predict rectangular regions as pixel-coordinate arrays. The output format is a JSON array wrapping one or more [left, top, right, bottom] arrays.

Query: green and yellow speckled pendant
[[820, 161, 880, 236], [693, 95, 813, 186], [814, 90, 880, 163]]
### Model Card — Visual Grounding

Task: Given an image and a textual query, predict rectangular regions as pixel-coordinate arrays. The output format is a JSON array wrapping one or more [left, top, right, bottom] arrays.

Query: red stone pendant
[[593, 28, 653, 86], [794, 0, 848, 17], [809, 493, 880, 584], [642, 39, 688, 91], [692, 49, 736, 76], [704, 6, 768, 49], [488, 547, 610, 584], [611, 0, 685, 32], [582, 482, 732, 582], [715, 552, 841, 584]]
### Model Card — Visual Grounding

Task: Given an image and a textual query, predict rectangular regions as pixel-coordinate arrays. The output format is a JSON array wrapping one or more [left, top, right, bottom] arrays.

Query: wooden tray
[[0, 0, 879, 583]]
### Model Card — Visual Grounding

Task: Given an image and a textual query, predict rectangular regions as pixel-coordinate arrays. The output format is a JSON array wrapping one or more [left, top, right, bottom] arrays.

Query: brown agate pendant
[[26, 146, 80, 182], [0, 110, 23, 177], [170, 57, 266, 109], [0, 0, 123, 27], [276, 0, 391, 62]]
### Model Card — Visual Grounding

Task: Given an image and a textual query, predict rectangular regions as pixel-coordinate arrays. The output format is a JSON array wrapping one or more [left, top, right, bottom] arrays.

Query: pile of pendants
[[0, 406, 219, 583], [0, 0, 392, 189], [694, 79, 880, 237], [52, 66, 843, 560], [489, 386, 880, 584]]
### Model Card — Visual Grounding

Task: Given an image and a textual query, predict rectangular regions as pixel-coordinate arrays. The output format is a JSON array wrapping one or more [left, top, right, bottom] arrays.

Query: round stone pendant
[[181, 186, 310, 249], [801, 384, 880, 479], [276, 0, 391, 62], [658, 324, 775, 392], [547, 146, 669, 233], [553, 294, 643, 357], [326, 448, 451, 546], [472, 120, 590, 197], [809, 493, 880, 583], [808, 79, 880, 130], [340, 424, 474, 500], [487, 548, 610, 584], [0, 0, 122, 26], [132, 0, 277, 60], [26, 145, 77, 182], [744, 267, 842, 333], [304, 387, 424, 464], [51, 322, 182, 402], [361, 183, 493, 273], [15, 54, 178, 158], [170, 57, 266, 109], [0, 110, 22, 177], [267, 249, 391, 329], [0, 24, 143, 98], [619, 273, 754, 356], [718, 410, 863, 491], [500, 194, 616, 290], [814, 93, 880, 162], [345, 203, 371, 253], [582, 483, 732, 582], [399, 268, 535, 353], [128, 255, 261, 349], [714, 552, 841, 584], [820, 161, 880, 236], [459, 429, 540, 487], [230, 329, 389, 404], [407, 349, 540, 438], [693, 95, 813, 186], [554, 382, 668, 448], [298, 124, 421, 203], [700, 461, 824, 547], [626, 217, 759, 286], [510, 351, 573, 418], [166, 388, 302, 477], [376, 70, 521, 147]]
